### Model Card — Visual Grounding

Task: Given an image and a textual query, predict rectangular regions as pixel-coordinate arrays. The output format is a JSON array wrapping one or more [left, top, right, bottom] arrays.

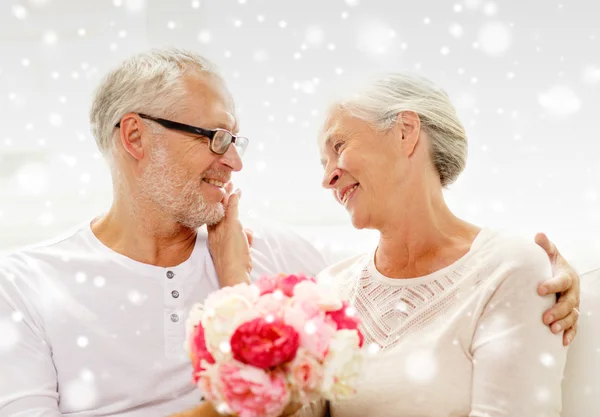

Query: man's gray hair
[[335, 72, 468, 187], [89, 47, 221, 157]]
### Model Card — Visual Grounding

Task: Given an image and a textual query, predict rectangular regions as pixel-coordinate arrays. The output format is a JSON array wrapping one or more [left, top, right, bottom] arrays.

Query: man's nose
[[219, 144, 243, 172]]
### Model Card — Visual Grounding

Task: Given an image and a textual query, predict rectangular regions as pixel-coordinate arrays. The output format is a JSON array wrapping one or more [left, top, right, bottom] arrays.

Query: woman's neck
[[374, 191, 481, 279]]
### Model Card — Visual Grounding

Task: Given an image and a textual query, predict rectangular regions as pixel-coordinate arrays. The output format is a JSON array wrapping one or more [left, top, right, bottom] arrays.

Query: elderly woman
[[174, 72, 580, 417], [295, 72, 571, 416]]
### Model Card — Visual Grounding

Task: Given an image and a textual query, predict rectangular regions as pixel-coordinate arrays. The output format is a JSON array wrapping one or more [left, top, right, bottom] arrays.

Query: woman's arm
[[470, 243, 568, 416]]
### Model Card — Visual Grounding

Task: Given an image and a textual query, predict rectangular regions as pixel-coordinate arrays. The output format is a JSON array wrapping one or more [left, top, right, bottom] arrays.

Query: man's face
[[138, 73, 243, 229]]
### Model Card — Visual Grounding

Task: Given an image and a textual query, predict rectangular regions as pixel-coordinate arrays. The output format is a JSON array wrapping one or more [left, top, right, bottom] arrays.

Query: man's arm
[[534, 233, 581, 345], [168, 403, 222, 417], [0, 263, 61, 417]]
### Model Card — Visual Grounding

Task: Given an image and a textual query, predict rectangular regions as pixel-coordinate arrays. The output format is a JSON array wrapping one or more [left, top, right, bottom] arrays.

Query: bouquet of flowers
[[184, 273, 365, 417]]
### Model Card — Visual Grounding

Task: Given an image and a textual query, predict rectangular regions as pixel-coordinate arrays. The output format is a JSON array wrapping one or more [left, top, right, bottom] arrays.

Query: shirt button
[[170, 314, 179, 322], [166, 271, 175, 279], [171, 290, 180, 299]]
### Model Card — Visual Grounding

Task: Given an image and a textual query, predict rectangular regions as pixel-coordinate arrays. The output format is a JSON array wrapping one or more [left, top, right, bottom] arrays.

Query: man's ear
[[396, 111, 421, 157], [116, 113, 147, 161]]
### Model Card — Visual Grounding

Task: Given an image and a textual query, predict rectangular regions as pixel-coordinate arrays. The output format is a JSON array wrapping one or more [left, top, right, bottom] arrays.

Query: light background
[[0, 0, 598, 271]]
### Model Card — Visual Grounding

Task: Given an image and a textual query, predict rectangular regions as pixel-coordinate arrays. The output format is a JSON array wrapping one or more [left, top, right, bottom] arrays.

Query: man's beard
[[138, 145, 225, 229]]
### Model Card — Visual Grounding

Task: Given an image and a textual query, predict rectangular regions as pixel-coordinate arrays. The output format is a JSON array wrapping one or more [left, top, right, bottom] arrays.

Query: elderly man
[[0, 48, 581, 417]]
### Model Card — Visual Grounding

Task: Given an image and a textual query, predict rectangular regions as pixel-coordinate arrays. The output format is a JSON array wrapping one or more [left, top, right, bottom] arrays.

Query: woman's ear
[[396, 111, 421, 156]]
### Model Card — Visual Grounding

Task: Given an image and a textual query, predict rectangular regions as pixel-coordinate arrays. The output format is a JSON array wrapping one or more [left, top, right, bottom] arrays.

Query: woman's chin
[[349, 210, 368, 230]]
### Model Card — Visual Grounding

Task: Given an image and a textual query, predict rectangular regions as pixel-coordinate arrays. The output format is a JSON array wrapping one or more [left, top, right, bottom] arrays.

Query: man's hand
[[535, 232, 581, 346], [207, 186, 252, 287], [168, 402, 224, 417]]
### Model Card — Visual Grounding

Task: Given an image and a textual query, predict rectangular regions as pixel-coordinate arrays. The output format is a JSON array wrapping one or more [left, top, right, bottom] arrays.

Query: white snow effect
[[357, 20, 397, 56], [42, 31, 58, 45], [124, 0, 145, 12], [482, 1, 498, 15], [127, 290, 148, 306], [535, 386, 551, 403], [464, 0, 482, 9], [540, 352, 556, 368], [367, 343, 381, 355], [305, 26, 325, 47], [253, 49, 268, 62], [395, 301, 409, 313], [449, 23, 464, 38], [582, 65, 600, 84], [197, 30, 211, 44], [12, 4, 28, 19], [404, 349, 438, 384], [16, 163, 49, 196], [75, 272, 87, 284], [48, 112, 63, 127], [93, 276, 106, 288], [538, 85, 581, 116], [62, 379, 98, 409], [77, 336, 89, 348], [478, 22, 512, 56]]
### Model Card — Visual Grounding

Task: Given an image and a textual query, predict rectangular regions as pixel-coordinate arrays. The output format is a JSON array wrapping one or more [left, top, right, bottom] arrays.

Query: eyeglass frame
[[114, 113, 249, 156]]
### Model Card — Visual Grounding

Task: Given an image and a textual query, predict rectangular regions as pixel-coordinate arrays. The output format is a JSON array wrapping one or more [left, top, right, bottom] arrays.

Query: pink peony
[[218, 362, 290, 417], [196, 363, 223, 403], [326, 301, 364, 347], [230, 318, 300, 369], [190, 322, 216, 382], [255, 292, 289, 317], [278, 274, 314, 297], [255, 275, 279, 295], [287, 348, 324, 402], [284, 300, 336, 360], [255, 273, 315, 297]]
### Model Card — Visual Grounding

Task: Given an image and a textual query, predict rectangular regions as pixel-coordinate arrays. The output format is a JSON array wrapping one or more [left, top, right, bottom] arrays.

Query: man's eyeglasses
[[115, 113, 249, 157]]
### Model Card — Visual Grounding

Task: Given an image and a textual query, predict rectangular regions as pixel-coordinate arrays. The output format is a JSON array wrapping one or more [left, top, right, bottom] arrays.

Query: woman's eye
[[333, 142, 343, 152]]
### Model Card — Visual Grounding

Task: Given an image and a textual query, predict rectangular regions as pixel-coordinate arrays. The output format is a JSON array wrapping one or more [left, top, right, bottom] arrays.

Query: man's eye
[[333, 142, 343, 152]]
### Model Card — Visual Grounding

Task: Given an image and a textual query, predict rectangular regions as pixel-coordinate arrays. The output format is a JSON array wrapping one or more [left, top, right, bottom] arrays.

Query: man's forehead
[[185, 74, 237, 124]]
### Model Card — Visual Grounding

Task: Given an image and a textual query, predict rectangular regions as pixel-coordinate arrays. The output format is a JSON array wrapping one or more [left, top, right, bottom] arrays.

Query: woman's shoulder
[[478, 229, 551, 271], [472, 229, 553, 292], [315, 252, 370, 287]]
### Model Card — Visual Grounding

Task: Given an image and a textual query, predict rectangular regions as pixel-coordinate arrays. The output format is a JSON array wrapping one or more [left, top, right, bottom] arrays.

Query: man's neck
[[91, 200, 199, 268]]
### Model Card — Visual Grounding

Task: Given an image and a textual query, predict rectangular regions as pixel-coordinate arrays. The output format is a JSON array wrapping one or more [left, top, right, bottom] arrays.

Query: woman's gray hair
[[335, 72, 468, 188], [89, 47, 221, 157]]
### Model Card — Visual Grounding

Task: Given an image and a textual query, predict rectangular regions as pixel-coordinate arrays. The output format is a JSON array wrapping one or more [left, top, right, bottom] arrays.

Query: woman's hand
[[534, 232, 581, 346], [207, 186, 252, 287]]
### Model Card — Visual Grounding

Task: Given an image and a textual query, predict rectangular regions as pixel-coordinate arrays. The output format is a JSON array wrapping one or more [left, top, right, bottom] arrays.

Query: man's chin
[[191, 204, 225, 228]]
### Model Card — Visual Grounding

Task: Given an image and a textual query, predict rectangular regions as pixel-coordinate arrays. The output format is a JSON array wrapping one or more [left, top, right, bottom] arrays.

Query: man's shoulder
[[240, 221, 331, 277], [0, 222, 90, 277]]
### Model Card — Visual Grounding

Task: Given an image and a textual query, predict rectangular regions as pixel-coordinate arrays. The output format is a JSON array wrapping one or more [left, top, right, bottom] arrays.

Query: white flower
[[183, 303, 205, 355], [201, 287, 260, 360], [320, 330, 364, 400]]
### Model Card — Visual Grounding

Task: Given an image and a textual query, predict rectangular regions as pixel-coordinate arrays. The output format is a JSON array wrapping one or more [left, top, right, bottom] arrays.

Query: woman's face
[[319, 108, 412, 230]]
